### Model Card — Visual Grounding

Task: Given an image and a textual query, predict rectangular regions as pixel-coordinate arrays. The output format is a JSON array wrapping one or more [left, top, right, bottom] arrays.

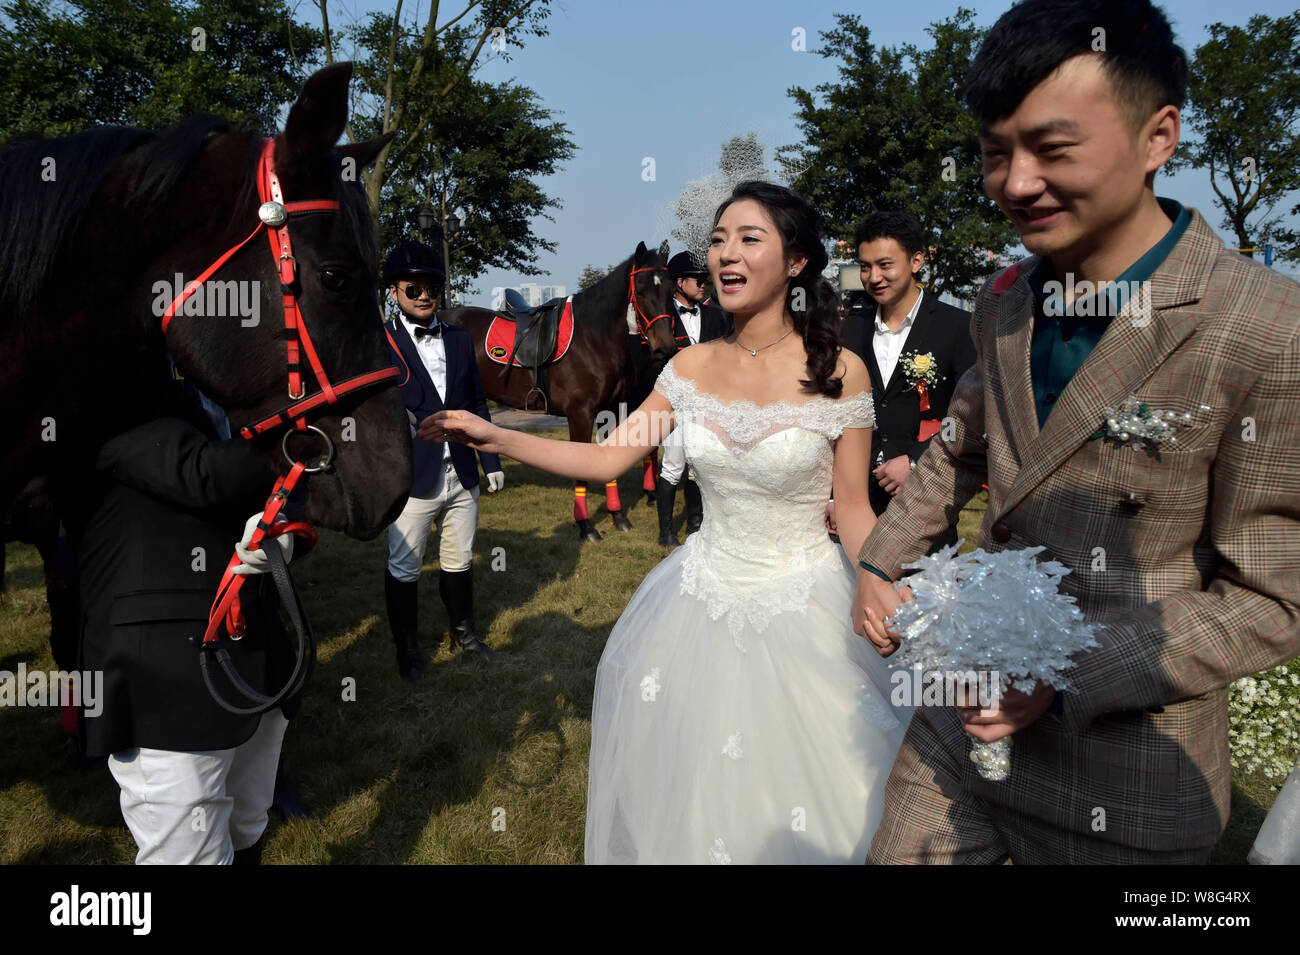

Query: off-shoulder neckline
[[659, 360, 871, 412]]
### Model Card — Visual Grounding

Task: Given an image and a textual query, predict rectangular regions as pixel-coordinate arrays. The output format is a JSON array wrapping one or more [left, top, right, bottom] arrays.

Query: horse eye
[[319, 268, 350, 292]]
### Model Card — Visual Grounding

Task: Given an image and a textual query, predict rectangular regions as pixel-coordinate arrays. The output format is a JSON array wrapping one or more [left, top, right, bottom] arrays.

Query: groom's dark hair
[[854, 212, 927, 261], [965, 0, 1187, 133]]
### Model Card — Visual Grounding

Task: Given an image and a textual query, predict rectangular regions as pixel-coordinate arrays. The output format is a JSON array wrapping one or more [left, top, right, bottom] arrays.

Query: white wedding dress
[[584, 357, 912, 864]]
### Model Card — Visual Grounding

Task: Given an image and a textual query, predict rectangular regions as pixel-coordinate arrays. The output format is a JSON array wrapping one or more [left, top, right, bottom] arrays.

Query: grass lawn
[[0, 438, 1287, 863]]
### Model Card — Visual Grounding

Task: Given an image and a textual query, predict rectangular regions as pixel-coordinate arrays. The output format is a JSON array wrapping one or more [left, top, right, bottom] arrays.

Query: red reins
[[627, 264, 672, 338]]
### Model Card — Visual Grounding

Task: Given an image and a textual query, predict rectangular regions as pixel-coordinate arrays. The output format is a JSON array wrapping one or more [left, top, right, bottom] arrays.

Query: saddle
[[503, 289, 564, 366], [485, 291, 575, 413]]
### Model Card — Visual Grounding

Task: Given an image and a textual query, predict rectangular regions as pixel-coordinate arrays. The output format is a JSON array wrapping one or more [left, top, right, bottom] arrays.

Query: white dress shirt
[[400, 312, 449, 463], [675, 300, 702, 345], [872, 287, 924, 386]]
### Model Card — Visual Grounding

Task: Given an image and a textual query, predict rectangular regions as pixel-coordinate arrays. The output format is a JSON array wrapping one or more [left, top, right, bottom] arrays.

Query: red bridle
[[162, 137, 399, 451], [627, 264, 673, 339], [158, 137, 399, 656]]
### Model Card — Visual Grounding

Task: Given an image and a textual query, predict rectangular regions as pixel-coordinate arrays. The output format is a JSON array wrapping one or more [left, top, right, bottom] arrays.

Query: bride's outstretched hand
[[418, 410, 503, 453]]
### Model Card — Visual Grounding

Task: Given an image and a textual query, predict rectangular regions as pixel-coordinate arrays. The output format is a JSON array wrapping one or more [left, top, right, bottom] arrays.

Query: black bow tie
[[679, 305, 699, 316], [413, 322, 441, 339]]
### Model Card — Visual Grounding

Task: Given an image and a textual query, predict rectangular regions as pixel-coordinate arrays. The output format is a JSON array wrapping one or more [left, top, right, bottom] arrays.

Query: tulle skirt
[[584, 545, 912, 864]]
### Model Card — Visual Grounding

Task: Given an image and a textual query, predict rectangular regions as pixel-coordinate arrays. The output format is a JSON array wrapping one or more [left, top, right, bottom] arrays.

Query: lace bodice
[[652, 357, 875, 645]]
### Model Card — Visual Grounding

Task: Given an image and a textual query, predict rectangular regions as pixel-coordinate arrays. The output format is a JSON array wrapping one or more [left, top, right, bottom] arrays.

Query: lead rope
[[196, 464, 320, 715]]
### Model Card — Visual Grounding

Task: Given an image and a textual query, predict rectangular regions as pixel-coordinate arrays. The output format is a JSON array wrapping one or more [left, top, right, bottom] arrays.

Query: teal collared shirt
[[1029, 198, 1190, 427]]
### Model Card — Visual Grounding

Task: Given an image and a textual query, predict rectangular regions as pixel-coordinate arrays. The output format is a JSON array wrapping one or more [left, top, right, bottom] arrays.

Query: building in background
[[511, 283, 567, 306]]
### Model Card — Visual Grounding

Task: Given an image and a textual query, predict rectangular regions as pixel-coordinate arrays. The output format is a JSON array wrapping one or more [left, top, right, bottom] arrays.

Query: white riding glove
[[486, 470, 505, 493], [231, 512, 294, 576]]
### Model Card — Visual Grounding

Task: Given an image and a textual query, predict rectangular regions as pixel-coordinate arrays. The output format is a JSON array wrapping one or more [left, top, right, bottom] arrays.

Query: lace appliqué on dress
[[653, 359, 873, 643], [653, 360, 875, 445], [680, 538, 839, 650], [708, 837, 732, 865], [722, 730, 744, 760]]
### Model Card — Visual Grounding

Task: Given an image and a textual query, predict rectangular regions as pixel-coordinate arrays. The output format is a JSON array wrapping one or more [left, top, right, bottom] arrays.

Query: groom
[[855, 0, 1300, 864]]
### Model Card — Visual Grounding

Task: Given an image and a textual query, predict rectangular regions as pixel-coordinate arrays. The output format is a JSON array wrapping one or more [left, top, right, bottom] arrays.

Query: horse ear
[[283, 62, 353, 163], [635, 241, 647, 262], [337, 132, 396, 172], [657, 239, 670, 260]]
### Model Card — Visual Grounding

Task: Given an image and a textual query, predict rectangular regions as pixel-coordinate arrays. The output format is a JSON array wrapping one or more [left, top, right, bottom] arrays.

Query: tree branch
[[439, 0, 539, 99], [316, 0, 334, 64], [383, 0, 406, 133], [435, 0, 481, 36]]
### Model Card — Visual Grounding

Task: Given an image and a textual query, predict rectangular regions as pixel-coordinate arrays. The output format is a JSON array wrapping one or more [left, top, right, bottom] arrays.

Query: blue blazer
[[386, 317, 502, 498]]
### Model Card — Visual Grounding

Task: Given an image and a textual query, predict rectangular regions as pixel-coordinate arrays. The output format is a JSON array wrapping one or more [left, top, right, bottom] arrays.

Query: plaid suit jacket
[[858, 210, 1300, 851]]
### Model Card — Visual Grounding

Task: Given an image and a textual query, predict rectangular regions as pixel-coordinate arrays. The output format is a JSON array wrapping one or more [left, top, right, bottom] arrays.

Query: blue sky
[[344, 0, 1299, 303]]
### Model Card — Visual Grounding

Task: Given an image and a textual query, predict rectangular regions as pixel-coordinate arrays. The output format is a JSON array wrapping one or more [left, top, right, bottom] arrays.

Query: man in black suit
[[77, 372, 296, 864], [383, 242, 504, 679], [838, 212, 975, 552], [655, 250, 730, 546]]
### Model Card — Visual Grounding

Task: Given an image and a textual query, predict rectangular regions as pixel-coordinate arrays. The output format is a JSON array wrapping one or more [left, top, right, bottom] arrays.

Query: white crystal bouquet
[[887, 542, 1100, 781]]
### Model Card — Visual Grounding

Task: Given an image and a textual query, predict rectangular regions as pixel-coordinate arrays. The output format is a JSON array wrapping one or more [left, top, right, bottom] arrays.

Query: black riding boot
[[656, 476, 680, 546], [683, 476, 703, 535], [439, 568, 493, 658], [232, 835, 264, 866], [384, 570, 424, 683], [271, 753, 310, 820]]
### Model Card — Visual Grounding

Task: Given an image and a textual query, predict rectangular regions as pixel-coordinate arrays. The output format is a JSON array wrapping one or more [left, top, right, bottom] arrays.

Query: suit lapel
[[993, 274, 1040, 467], [860, 309, 886, 394], [439, 329, 459, 407], [389, 318, 441, 410], [998, 217, 1218, 518], [889, 295, 938, 396]]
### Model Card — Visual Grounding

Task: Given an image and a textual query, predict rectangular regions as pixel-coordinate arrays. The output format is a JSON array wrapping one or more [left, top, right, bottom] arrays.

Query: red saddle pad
[[485, 299, 574, 367]]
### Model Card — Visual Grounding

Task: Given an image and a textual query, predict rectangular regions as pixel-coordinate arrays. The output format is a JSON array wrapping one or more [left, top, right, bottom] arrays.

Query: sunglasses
[[400, 282, 439, 301]]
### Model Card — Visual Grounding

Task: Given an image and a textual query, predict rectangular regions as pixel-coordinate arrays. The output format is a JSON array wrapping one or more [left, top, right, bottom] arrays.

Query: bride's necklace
[[735, 324, 793, 357]]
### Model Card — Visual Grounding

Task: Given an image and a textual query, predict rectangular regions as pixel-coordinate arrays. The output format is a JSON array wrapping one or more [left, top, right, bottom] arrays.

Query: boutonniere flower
[[1091, 395, 1208, 453], [899, 351, 942, 411]]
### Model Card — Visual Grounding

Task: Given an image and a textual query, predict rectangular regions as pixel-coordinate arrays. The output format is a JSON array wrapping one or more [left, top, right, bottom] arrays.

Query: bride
[[424, 181, 910, 863]]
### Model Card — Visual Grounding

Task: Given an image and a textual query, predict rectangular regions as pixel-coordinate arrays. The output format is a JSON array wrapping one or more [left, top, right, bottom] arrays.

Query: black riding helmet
[[383, 241, 446, 285], [667, 250, 709, 280]]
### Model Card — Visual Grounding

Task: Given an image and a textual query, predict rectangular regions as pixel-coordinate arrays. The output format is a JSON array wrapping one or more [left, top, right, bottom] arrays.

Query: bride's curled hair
[[713, 181, 843, 399]]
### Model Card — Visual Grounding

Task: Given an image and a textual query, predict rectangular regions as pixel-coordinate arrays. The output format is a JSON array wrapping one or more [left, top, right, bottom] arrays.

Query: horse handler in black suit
[[383, 242, 503, 680], [655, 250, 730, 546], [836, 212, 975, 552], [77, 372, 299, 864]]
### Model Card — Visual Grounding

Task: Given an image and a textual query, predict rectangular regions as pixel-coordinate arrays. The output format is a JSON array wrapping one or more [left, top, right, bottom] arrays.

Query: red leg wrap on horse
[[605, 479, 622, 512], [573, 484, 589, 522], [642, 452, 658, 491]]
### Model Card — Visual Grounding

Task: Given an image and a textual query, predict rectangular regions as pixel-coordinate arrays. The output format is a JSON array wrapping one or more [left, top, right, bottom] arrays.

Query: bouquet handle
[[970, 735, 1012, 781]]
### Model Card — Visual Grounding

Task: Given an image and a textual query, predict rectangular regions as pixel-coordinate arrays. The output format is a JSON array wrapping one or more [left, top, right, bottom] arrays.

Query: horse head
[[631, 241, 677, 365], [157, 64, 410, 540]]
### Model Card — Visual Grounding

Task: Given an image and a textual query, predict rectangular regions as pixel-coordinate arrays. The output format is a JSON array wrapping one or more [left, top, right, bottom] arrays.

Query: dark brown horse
[[0, 65, 412, 693], [0, 63, 410, 540], [441, 243, 677, 540]]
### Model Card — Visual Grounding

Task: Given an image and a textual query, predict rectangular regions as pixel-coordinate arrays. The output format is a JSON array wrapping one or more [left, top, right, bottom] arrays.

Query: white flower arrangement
[[1229, 662, 1300, 789], [888, 541, 1101, 781]]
